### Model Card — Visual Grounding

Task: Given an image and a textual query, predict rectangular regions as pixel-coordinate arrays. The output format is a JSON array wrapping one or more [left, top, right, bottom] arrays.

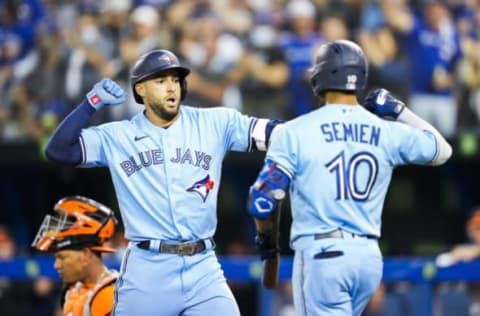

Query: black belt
[[314, 229, 377, 240], [137, 238, 212, 256]]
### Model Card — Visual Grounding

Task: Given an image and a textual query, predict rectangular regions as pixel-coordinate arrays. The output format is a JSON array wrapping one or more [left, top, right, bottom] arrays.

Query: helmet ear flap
[[133, 82, 144, 104], [180, 78, 188, 101], [310, 70, 320, 96]]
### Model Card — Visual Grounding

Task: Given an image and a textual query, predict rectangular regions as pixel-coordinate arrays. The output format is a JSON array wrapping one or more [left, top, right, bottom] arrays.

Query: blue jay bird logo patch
[[187, 175, 214, 202]]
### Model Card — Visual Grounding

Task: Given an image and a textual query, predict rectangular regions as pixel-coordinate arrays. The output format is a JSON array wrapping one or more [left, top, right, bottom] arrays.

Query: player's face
[[137, 72, 182, 123], [54, 249, 88, 283]]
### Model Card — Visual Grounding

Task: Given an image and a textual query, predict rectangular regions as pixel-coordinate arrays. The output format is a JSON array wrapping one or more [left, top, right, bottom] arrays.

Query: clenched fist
[[363, 88, 405, 120], [86, 78, 127, 110]]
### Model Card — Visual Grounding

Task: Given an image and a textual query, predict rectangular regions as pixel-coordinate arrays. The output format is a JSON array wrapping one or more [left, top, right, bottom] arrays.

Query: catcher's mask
[[32, 196, 117, 253]]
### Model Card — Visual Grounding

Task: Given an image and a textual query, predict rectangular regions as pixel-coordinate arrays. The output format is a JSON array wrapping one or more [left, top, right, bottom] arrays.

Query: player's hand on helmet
[[254, 232, 279, 260], [364, 88, 405, 120], [86, 78, 127, 110]]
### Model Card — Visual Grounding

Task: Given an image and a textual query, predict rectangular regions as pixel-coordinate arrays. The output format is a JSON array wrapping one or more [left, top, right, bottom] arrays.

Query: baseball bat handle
[[262, 254, 280, 288]]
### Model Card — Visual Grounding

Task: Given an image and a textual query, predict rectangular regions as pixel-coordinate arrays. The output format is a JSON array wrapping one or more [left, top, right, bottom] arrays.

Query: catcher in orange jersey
[[32, 196, 119, 316], [436, 208, 480, 267]]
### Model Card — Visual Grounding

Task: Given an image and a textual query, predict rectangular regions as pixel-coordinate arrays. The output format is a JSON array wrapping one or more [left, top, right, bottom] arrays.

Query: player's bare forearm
[[254, 208, 281, 288], [248, 160, 289, 287], [254, 217, 274, 234], [252, 205, 281, 261]]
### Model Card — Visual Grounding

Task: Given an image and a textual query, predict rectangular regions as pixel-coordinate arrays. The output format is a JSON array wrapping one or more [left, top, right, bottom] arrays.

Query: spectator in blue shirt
[[278, 0, 322, 118], [380, 0, 462, 138]]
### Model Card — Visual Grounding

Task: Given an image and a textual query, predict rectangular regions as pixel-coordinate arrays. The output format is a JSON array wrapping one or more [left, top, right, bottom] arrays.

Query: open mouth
[[166, 97, 176, 106]]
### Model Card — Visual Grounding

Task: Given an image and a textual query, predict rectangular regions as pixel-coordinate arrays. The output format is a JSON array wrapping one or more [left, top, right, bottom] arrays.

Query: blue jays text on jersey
[[120, 148, 212, 176], [79, 105, 274, 241]]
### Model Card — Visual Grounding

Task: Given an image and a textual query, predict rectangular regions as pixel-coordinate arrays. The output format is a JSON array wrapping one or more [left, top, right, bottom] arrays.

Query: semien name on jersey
[[320, 122, 380, 146]]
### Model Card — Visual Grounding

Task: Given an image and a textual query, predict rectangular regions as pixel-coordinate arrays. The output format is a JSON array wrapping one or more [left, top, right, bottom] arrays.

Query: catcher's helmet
[[32, 196, 117, 253], [131, 49, 190, 104], [309, 40, 367, 96]]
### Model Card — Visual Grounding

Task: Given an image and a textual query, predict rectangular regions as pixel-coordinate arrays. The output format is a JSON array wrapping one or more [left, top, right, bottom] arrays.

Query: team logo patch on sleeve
[[89, 94, 101, 106], [187, 175, 214, 202]]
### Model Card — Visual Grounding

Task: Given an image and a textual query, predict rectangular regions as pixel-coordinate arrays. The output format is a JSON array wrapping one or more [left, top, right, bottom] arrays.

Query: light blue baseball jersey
[[267, 104, 437, 249], [80, 105, 257, 241]]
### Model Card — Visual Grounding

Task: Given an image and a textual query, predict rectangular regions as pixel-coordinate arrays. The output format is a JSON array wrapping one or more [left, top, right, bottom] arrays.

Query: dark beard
[[150, 102, 179, 122]]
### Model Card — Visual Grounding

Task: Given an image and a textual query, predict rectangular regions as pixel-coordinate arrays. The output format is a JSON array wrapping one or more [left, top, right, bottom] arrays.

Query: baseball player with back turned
[[247, 39, 453, 316], [44, 49, 281, 316]]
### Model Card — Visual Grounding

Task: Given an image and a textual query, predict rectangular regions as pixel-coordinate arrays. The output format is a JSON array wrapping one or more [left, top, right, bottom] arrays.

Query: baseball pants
[[292, 235, 383, 316], [112, 242, 240, 316]]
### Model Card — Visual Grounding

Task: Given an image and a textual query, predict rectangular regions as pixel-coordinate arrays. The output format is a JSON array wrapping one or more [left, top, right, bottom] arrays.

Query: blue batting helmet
[[131, 49, 190, 104], [309, 40, 367, 96]]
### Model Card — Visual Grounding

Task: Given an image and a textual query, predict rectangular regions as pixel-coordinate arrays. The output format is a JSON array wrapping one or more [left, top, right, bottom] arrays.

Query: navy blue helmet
[[309, 40, 367, 96], [131, 49, 190, 104]]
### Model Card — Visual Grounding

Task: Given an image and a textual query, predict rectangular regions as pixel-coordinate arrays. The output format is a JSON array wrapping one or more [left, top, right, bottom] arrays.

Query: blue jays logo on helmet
[[187, 175, 214, 202], [158, 51, 177, 65]]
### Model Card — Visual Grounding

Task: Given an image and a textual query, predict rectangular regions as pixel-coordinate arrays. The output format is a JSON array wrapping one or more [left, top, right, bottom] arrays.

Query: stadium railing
[[1, 256, 480, 316]]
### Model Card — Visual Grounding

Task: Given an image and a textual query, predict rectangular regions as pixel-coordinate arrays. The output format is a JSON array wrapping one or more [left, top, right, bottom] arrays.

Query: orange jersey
[[62, 270, 118, 316]]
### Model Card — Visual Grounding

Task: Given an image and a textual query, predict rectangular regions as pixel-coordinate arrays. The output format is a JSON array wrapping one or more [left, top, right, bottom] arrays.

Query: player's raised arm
[[364, 88, 452, 165], [44, 79, 127, 166]]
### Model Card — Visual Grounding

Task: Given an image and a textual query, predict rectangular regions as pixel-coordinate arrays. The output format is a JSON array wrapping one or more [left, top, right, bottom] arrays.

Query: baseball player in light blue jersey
[[44, 49, 281, 316], [248, 40, 452, 316]]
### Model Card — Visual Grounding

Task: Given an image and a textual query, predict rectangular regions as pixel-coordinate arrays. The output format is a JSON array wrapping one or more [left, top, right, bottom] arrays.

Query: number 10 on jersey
[[325, 151, 378, 202]]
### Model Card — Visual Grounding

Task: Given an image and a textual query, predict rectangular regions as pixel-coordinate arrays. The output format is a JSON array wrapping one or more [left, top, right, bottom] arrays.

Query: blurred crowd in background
[[1, 0, 480, 145], [2, 0, 480, 315]]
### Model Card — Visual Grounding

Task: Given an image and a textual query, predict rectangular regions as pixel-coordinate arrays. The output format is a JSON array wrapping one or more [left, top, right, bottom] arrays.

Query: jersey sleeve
[[386, 121, 437, 166], [222, 108, 257, 152], [79, 126, 108, 167], [90, 284, 115, 316], [265, 125, 297, 179]]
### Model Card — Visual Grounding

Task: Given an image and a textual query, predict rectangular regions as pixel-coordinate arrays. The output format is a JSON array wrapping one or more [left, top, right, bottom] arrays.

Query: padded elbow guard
[[248, 160, 290, 219]]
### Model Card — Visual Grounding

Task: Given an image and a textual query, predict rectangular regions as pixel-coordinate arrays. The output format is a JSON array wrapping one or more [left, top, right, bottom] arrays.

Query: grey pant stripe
[[113, 247, 131, 316], [300, 250, 308, 316]]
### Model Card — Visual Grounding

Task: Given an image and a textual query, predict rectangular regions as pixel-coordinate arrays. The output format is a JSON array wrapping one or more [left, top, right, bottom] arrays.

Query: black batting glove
[[255, 233, 280, 260]]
